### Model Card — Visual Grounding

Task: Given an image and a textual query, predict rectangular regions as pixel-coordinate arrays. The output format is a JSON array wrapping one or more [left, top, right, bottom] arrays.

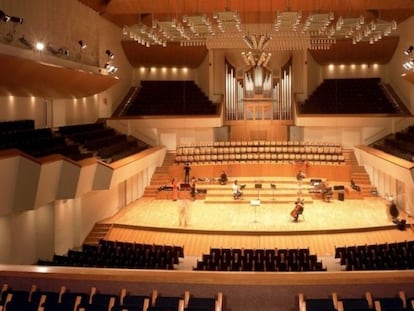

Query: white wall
[[388, 16, 414, 113], [0, 0, 134, 125]]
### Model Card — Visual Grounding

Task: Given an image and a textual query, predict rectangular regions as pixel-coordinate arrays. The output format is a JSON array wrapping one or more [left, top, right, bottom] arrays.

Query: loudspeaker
[[333, 185, 345, 191], [338, 191, 345, 201]]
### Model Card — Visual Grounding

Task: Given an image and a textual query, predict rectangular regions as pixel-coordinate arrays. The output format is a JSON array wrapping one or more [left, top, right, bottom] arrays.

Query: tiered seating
[[183, 290, 223, 311], [0, 119, 86, 160], [372, 126, 414, 162], [38, 239, 184, 270], [0, 284, 223, 311], [335, 240, 414, 271], [300, 291, 414, 311], [301, 78, 398, 114], [58, 122, 149, 163], [194, 247, 326, 272], [125, 80, 217, 116], [175, 140, 345, 165]]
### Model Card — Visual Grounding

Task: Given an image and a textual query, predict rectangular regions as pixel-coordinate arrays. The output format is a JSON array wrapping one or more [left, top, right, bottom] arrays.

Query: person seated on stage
[[232, 180, 243, 200], [291, 198, 305, 222], [219, 171, 228, 185]]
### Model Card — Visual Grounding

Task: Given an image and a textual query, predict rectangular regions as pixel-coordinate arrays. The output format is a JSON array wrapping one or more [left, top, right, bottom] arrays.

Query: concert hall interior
[[1, 1, 414, 311]]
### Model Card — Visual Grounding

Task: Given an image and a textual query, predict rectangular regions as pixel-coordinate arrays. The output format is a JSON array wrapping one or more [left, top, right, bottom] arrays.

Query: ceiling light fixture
[[105, 49, 114, 59], [78, 40, 87, 49]]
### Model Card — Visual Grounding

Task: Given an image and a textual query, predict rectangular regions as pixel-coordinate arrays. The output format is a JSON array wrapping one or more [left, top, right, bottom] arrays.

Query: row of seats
[[0, 284, 222, 311], [0, 126, 89, 160], [0, 119, 34, 132], [124, 80, 217, 116], [176, 152, 346, 165], [177, 145, 343, 156], [58, 122, 149, 163], [38, 239, 184, 270], [299, 291, 414, 311], [194, 247, 326, 272], [178, 140, 342, 148], [301, 78, 398, 114], [335, 240, 414, 271]]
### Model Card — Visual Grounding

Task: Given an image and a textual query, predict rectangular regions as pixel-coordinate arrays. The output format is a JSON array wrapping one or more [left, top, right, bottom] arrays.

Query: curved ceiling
[[0, 53, 119, 98]]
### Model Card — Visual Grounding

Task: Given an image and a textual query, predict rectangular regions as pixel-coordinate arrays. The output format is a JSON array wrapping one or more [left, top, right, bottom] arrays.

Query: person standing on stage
[[171, 178, 179, 201], [296, 170, 306, 195], [190, 176, 197, 200], [183, 162, 191, 184], [232, 180, 242, 199]]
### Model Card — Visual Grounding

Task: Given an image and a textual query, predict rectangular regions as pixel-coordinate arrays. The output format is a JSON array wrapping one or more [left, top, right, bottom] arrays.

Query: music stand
[[270, 183, 276, 200], [250, 199, 261, 224], [254, 183, 262, 200]]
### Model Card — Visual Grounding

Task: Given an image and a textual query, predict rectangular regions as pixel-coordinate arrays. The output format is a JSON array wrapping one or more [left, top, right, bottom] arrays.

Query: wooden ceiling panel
[[121, 41, 208, 68], [309, 37, 400, 65]]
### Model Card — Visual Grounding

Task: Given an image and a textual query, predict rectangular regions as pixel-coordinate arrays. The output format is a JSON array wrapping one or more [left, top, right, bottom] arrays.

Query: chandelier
[[122, 10, 398, 51]]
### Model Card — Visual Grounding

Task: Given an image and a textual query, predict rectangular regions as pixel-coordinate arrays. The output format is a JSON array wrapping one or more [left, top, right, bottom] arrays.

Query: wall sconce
[[78, 40, 87, 49], [105, 49, 114, 59]]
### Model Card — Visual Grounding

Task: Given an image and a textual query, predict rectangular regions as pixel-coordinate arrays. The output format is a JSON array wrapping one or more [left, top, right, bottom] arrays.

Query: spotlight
[[402, 59, 414, 70], [105, 49, 114, 59], [0, 10, 10, 22], [19, 36, 33, 49], [35, 42, 45, 51], [78, 40, 87, 49], [104, 62, 118, 74], [58, 48, 70, 57], [10, 16, 23, 24], [47, 45, 58, 55], [404, 46, 413, 56]]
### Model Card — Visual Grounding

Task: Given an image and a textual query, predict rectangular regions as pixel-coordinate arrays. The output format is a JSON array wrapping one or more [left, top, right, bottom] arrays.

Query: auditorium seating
[[124, 80, 217, 116], [300, 78, 398, 114], [372, 126, 414, 163], [38, 239, 184, 270], [183, 290, 223, 311], [58, 122, 149, 163], [334, 240, 414, 271], [194, 247, 326, 272], [0, 121, 86, 160], [175, 140, 345, 165], [0, 284, 223, 311]]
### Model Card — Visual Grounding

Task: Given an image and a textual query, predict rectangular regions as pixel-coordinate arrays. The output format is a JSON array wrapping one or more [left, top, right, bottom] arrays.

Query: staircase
[[143, 153, 176, 197], [342, 149, 376, 198], [83, 223, 112, 246]]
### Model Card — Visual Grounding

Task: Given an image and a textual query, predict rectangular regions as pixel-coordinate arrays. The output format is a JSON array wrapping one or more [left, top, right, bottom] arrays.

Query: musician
[[190, 176, 197, 200], [320, 181, 333, 202], [171, 178, 179, 201], [296, 170, 306, 183], [232, 180, 243, 200], [183, 162, 191, 184], [291, 198, 305, 222], [219, 171, 228, 185]]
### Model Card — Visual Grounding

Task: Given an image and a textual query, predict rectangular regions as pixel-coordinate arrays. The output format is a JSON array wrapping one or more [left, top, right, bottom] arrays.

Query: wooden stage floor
[[103, 191, 414, 258]]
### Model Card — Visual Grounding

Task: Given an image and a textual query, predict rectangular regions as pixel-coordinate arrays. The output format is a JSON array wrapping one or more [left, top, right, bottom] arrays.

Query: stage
[[103, 192, 413, 258]]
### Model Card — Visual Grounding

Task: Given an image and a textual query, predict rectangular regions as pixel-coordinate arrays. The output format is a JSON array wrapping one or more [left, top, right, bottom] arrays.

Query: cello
[[290, 199, 304, 222]]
